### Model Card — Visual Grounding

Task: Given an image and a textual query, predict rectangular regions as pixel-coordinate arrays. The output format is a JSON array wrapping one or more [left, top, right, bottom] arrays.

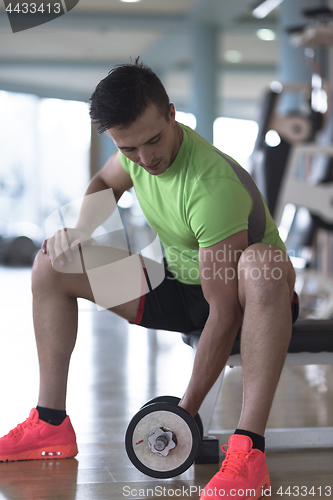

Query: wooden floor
[[0, 266, 332, 500]]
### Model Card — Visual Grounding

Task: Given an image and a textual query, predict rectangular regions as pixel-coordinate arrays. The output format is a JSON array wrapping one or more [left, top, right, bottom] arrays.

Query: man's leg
[[0, 246, 143, 461], [237, 243, 295, 436], [32, 247, 142, 411], [200, 244, 295, 500]]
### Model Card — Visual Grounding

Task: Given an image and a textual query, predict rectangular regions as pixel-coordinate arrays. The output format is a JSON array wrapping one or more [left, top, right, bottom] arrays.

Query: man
[[0, 61, 298, 500]]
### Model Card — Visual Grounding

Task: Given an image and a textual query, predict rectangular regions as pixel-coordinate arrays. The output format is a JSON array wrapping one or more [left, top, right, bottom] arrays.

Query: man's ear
[[169, 102, 176, 122]]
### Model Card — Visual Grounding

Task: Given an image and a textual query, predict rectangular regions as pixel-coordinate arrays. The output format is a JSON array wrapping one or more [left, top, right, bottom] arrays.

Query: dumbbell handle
[[148, 427, 176, 457], [154, 435, 169, 451]]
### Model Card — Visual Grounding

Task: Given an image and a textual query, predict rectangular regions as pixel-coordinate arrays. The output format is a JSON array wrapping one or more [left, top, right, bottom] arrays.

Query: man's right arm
[[43, 151, 133, 264], [75, 150, 133, 233], [88, 150, 133, 203]]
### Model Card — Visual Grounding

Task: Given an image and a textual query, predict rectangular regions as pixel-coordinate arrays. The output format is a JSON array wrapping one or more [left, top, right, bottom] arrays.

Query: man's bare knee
[[32, 250, 63, 295], [238, 244, 295, 304]]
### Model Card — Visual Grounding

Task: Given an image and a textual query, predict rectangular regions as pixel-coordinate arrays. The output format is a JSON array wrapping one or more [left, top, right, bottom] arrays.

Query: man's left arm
[[179, 229, 248, 418]]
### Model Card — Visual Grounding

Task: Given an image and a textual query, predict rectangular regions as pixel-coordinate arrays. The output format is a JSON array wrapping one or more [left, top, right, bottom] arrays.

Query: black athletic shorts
[[132, 259, 299, 333]]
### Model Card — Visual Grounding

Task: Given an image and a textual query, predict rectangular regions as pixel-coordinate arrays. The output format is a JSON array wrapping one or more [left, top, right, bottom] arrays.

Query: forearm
[[180, 233, 247, 418], [179, 310, 242, 418]]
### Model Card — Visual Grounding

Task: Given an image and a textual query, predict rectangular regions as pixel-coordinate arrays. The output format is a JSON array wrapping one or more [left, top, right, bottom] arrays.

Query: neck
[[171, 123, 183, 163]]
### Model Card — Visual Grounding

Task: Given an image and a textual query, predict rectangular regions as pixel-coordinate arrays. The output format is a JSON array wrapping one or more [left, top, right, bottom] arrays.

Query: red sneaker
[[0, 408, 78, 462], [200, 434, 271, 500]]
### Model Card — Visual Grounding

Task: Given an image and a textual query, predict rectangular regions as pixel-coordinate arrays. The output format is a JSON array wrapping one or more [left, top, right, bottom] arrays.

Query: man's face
[[106, 103, 182, 176]]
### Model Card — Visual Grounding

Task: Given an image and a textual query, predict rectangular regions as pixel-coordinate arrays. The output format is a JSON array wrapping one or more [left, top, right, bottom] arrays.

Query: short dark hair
[[89, 59, 170, 133]]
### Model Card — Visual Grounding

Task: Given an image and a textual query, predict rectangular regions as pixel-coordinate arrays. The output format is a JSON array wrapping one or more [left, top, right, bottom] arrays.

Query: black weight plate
[[125, 402, 201, 479], [140, 395, 181, 409], [194, 411, 203, 443], [140, 396, 204, 443]]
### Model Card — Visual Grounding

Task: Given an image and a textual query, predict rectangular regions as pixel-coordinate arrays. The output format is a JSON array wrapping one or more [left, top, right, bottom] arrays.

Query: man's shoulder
[[181, 125, 239, 172]]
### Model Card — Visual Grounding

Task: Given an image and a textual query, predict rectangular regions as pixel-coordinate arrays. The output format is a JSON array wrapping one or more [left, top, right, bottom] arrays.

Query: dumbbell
[[125, 396, 203, 479]]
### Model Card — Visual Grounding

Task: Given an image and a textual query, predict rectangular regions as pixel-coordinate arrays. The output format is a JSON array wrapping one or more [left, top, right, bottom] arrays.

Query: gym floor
[[0, 265, 332, 500]]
